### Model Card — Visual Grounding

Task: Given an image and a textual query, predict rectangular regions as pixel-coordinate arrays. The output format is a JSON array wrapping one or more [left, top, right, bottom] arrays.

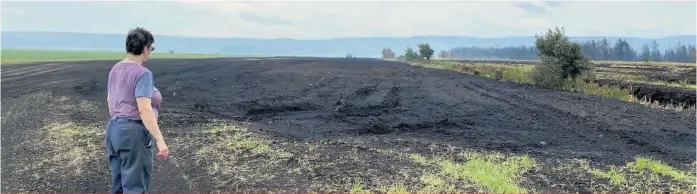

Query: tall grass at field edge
[[413, 60, 695, 112]]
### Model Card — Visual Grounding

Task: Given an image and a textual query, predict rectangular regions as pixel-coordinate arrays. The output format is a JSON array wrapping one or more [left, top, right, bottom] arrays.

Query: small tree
[[404, 47, 419, 61], [346, 53, 353, 58], [531, 27, 592, 89], [169, 50, 175, 54], [382, 48, 396, 59], [418, 43, 435, 60]]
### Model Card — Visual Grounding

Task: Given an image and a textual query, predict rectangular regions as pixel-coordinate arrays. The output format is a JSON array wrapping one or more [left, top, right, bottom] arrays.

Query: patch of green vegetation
[[424, 60, 696, 89], [595, 71, 648, 80], [196, 123, 293, 182], [206, 123, 246, 134], [420, 61, 535, 83], [408, 151, 537, 192], [0, 49, 255, 64], [408, 27, 693, 111], [481, 59, 696, 67], [596, 71, 696, 89], [471, 64, 534, 83], [632, 79, 696, 90], [376, 182, 409, 193], [350, 182, 368, 193], [589, 166, 627, 186], [417, 60, 697, 112], [596, 60, 696, 67], [419, 173, 453, 192], [562, 78, 636, 102], [40, 122, 103, 174], [569, 157, 697, 192], [418, 60, 639, 103], [409, 153, 429, 165], [201, 123, 292, 159], [627, 156, 696, 183]]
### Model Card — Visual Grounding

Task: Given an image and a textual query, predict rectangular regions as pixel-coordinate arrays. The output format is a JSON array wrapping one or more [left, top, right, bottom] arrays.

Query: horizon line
[[2, 30, 695, 40]]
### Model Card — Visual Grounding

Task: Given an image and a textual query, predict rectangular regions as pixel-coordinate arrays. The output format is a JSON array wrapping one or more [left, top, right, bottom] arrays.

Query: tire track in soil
[[462, 76, 694, 164], [456, 80, 591, 157]]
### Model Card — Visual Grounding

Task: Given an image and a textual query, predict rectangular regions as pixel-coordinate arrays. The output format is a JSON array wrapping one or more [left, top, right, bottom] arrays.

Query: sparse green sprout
[[419, 174, 447, 191], [590, 167, 627, 186], [409, 153, 429, 165], [350, 182, 367, 193], [376, 182, 408, 193], [628, 156, 696, 182], [408, 150, 537, 192]]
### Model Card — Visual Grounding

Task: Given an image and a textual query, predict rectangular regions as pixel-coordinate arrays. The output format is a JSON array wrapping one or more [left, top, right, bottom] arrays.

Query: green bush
[[405, 47, 420, 61], [532, 27, 593, 89], [418, 43, 435, 60]]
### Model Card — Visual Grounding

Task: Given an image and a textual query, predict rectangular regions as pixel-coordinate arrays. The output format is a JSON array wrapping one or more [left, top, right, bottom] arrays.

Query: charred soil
[[2, 57, 695, 192]]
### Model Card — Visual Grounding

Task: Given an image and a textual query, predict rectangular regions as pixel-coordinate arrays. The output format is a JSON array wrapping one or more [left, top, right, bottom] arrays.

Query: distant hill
[[2, 31, 694, 58]]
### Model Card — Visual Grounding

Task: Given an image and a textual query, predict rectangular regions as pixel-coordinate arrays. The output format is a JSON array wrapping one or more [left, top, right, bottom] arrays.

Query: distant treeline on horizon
[[449, 38, 696, 63]]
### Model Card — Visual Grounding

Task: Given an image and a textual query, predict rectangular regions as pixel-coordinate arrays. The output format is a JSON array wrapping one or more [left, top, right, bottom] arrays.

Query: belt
[[112, 116, 144, 124]]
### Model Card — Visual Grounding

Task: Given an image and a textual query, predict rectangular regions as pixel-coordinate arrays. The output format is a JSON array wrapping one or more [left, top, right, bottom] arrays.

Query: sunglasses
[[149, 46, 155, 51]]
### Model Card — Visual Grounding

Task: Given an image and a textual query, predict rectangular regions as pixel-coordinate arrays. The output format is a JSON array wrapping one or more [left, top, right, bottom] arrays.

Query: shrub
[[531, 27, 593, 89], [405, 47, 420, 61], [418, 43, 435, 60]]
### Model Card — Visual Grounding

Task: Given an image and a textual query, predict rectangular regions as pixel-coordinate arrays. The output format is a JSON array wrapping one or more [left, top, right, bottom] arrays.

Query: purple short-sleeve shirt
[[107, 62, 162, 120]]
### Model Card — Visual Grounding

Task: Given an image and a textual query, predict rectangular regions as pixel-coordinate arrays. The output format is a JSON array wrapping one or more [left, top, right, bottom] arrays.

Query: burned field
[[2, 57, 695, 192], [593, 63, 696, 107], [449, 59, 696, 108]]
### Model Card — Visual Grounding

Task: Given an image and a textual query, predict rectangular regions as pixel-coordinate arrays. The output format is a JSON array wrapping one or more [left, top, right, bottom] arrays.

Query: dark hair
[[125, 27, 154, 55]]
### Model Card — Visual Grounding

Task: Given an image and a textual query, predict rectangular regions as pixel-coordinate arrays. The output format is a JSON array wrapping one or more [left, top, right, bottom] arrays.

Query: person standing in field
[[105, 27, 169, 193]]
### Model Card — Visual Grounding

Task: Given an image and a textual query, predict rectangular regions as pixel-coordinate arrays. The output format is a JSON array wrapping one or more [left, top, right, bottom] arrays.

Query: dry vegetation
[[184, 123, 697, 192], [413, 60, 696, 112], [33, 122, 104, 175]]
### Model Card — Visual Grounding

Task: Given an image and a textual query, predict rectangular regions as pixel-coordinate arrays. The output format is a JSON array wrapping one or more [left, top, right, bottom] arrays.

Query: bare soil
[[2, 57, 695, 192]]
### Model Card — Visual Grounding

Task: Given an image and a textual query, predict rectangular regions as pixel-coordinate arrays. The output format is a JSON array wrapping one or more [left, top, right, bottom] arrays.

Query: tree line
[[382, 43, 435, 61], [447, 38, 696, 63]]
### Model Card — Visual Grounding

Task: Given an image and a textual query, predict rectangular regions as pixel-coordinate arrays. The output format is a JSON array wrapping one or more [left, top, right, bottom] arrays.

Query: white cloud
[[1, 1, 694, 39]]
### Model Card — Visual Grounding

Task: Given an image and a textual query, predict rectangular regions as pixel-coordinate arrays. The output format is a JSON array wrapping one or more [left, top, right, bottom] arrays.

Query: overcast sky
[[1, 1, 695, 39]]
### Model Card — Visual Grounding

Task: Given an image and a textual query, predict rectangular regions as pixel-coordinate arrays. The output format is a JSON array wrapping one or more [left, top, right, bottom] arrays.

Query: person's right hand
[[155, 140, 169, 159]]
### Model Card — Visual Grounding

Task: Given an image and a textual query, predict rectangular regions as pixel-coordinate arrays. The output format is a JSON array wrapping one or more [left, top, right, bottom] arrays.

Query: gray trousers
[[106, 116, 154, 193]]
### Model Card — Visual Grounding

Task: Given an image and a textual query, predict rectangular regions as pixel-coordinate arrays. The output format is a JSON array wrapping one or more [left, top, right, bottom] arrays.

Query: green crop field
[[0, 49, 250, 65]]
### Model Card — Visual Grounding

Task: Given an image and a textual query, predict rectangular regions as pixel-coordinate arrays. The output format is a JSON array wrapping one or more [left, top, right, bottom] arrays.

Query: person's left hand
[[155, 139, 169, 159]]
